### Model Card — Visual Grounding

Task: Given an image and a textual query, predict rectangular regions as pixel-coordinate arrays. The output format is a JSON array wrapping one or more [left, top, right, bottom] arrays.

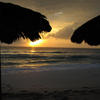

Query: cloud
[[54, 12, 63, 16], [1, 0, 100, 23], [47, 22, 81, 39]]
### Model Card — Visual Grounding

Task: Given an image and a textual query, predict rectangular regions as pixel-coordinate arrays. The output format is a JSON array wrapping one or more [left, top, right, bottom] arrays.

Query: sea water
[[1, 46, 100, 73]]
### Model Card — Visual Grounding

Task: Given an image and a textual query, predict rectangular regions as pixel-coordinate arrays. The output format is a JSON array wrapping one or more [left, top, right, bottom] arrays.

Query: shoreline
[[2, 64, 100, 93], [1, 64, 100, 100]]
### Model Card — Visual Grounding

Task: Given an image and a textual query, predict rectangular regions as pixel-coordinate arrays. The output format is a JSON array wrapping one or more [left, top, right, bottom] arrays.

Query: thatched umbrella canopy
[[0, 2, 52, 44], [71, 15, 100, 46]]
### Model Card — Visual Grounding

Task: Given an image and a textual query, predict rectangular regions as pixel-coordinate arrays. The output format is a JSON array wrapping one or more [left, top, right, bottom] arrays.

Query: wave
[[31, 51, 65, 53], [1, 64, 100, 74], [1, 53, 100, 60], [2, 50, 100, 54], [1, 54, 47, 59], [1, 62, 21, 66]]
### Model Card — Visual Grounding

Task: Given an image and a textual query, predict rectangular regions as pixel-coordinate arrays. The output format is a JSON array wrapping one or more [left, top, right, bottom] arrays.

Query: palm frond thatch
[[0, 2, 52, 44], [71, 15, 100, 46]]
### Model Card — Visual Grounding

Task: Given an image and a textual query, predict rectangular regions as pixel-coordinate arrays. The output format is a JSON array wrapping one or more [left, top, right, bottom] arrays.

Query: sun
[[29, 39, 44, 47]]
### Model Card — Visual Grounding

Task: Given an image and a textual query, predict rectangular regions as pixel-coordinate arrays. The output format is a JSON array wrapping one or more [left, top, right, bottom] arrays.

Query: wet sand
[[1, 64, 100, 100]]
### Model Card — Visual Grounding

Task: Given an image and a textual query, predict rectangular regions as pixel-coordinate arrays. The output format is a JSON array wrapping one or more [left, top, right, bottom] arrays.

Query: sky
[[0, 0, 100, 48]]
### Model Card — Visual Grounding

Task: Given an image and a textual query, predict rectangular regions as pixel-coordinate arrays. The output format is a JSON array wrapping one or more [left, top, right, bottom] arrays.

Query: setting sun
[[29, 39, 44, 47]]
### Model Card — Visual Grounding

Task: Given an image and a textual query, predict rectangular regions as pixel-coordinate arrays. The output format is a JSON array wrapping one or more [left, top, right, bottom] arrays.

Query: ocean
[[1, 46, 100, 74]]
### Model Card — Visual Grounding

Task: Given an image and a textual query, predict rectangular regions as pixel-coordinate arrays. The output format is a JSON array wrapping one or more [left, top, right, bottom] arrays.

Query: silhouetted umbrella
[[71, 15, 100, 46], [0, 2, 52, 44]]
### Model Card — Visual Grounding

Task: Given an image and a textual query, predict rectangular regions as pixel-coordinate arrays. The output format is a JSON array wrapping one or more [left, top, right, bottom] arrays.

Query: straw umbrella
[[71, 15, 100, 45], [0, 2, 52, 44]]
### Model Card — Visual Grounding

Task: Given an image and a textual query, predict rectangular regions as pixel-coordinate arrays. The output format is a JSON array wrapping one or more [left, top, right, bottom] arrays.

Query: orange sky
[[1, 0, 100, 48]]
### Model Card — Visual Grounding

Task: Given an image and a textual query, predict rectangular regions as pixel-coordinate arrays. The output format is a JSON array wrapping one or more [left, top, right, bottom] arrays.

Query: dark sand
[[1, 64, 100, 100]]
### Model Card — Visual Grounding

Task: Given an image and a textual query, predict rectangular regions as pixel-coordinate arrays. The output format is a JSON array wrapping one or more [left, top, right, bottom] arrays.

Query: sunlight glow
[[29, 39, 44, 47]]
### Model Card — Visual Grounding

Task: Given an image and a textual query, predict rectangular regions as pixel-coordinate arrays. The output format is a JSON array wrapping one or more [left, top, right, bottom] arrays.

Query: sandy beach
[[1, 64, 100, 100], [0, 0, 100, 99]]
